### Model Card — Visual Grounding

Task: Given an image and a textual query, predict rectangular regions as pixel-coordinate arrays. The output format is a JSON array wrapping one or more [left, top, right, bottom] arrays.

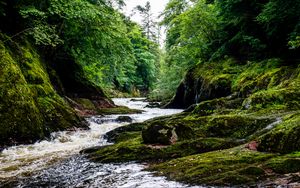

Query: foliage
[[151, 0, 300, 100], [151, 0, 218, 100], [0, 0, 160, 95], [0, 0, 6, 16]]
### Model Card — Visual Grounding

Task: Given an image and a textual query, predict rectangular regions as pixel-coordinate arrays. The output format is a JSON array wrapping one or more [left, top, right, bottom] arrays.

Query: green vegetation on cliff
[[0, 0, 161, 146], [0, 35, 86, 146], [151, 0, 300, 101]]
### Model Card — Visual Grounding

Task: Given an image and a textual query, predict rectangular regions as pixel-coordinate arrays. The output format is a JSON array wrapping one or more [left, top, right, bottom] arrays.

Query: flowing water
[[0, 98, 201, 187]]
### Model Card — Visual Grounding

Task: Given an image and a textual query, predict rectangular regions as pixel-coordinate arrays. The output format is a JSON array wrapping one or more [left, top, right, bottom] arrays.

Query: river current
[[0, 98, 201, 187]]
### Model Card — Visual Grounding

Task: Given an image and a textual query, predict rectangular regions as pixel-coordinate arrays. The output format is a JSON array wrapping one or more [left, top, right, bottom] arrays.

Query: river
[[0, 98, 201, 187]]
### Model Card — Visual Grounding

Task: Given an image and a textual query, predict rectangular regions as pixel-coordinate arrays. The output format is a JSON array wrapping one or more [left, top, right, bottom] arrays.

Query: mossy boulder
[[104, 122, 146, 142], [97, 106, 143, 115], [142, 124, 178, 145], [83, 58, 300, 187], [149, 147, 275, 186], [258, 113, 300, 153], [166, 59, 300, 112], [205, 115, 274, 139], [192, 96, 243, 116]]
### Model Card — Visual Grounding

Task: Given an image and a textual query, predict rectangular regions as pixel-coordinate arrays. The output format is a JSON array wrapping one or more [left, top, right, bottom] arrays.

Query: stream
[[0, 98, 201, 188]]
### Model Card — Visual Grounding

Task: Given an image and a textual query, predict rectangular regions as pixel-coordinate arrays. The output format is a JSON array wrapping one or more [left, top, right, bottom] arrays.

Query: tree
[[257, 0, 300, 57], [151, 0, 218, 100], [134, 1, 157, 42]]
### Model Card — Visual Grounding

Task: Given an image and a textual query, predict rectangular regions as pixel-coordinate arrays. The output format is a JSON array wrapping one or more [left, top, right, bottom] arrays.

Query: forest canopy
[[0, 0, 160, 95]]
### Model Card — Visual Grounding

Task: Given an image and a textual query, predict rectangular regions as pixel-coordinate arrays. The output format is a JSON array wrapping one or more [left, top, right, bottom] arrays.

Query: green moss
[[37, 96, 82, 132], [239, 166, 265, 176], [232, 59, 282, 94], [74, 98, 97, 110], [0, 41, 44, 144], [150, 147, 275, 186], [266, 157, 300, 174], [245, 87, 300, 111], [204, 115, 274, 139], [0, 37, 84, 146], [258, 113, 300, 153], [81, 58, 300, 186], [192, 97, 243, 116], [97, 106, 143, 115], [87, 135, 241, 163]]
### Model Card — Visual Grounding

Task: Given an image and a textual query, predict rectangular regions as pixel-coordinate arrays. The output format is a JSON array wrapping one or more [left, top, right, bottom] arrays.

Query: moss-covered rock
[[142, 124, 178, 145], [165, 62, 235, 109], [84, 134, 241, 163], [97, 106, 143, 115], [263, 152, 300, 174], [149, 147, 275, 186], [192, 95, 243, 116], [258, 113, 300, 153], [166, 59, 300, 112], [205, 115, 274, 139], [0, 36, 86, 147]]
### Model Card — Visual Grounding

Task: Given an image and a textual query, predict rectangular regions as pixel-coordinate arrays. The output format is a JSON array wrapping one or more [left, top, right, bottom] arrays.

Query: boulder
[[146, 102, 161, 108], [142, 124, 178, 145], [116, 116, 133, 123]]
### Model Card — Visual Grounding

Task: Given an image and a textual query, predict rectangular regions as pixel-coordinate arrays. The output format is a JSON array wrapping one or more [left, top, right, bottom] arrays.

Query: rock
[[80, 145, 108, 154], [146, 102, 160, 108], [165, 67, 232, 109], [184, 104, 197, 112], [104, 123, 146, 143], [116, 116, 133, 123], [173, 123, 194, 140], [0, 38, 87, 147], [142, 124, 178, 145], [130, 98, 145, 102], [258, 114, 300, 154]]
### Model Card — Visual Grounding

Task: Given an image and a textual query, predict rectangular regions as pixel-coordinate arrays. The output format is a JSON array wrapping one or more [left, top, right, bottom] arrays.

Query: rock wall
[[165, 59, 300, 110], [0, 35, 101, 147]]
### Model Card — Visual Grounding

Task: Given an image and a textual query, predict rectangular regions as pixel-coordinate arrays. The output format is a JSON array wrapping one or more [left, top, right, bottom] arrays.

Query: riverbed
[[0, 98, 202, 187]]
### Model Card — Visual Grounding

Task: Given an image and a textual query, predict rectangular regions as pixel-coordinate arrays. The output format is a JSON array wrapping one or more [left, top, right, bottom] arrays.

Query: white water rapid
[[0, 98, 202, 187]]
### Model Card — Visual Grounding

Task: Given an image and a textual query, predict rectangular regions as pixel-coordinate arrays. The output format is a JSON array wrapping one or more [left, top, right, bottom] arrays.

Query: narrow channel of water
[[0, 98, 201, 187]]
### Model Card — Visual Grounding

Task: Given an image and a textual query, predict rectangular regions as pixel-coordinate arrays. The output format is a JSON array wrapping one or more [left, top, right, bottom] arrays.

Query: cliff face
[[0, 35, 112, 147]]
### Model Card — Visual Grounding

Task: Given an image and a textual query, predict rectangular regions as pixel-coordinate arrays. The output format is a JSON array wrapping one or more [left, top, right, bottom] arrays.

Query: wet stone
[[116, 116, 133, 123]]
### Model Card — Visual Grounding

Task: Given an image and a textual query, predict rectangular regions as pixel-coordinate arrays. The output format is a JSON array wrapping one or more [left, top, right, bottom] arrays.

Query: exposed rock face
[[165, 68, 232, 109], [0, 35, 113, 147], [0, 37, 89, 147]]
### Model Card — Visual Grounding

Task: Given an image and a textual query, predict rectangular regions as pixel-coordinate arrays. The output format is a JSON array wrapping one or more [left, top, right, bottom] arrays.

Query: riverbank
[[84, 59, 300, 187]]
